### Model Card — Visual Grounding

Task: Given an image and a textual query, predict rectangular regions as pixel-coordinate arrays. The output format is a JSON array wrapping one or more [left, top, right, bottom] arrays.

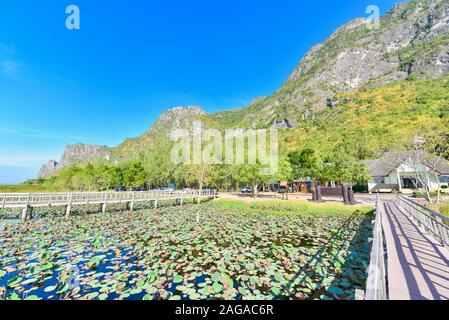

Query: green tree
[[143, 143, 176, 188], [121, 160, 148, 190]]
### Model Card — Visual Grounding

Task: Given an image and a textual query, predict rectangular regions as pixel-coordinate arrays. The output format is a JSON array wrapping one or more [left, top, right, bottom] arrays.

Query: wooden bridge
[[0, 190, 217, 222], [364, 194, 449, 300]]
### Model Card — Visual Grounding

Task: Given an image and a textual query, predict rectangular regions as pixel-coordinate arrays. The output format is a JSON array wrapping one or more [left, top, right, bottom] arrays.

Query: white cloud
[[0, 148, 61, 167], [0, 44, 21, 78], [0, 126, 18, 134], [0, 126, 119, 145], [0, 44, 15, 54], [1, 60, 21, 75]]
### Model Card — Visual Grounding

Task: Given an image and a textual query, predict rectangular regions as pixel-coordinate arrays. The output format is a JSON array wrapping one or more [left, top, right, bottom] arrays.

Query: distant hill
[[38, 0, 449, 178]]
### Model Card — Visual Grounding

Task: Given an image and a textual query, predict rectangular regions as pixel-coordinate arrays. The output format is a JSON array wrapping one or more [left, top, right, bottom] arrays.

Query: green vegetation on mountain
[[8, 0, 447, 194], [281, 75, 449, 158], [7, 74, 446, 194]]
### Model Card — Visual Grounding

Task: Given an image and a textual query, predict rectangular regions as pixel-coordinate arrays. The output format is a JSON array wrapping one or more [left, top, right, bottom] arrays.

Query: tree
[[107, 166, 124, 189], [121, 161, 148, 190], [143, 143, 177, 188], [232, 162, 267, 198], [208, 165, 233, 191], [274, 154, 293, 182], [390, 124, 449, 205], [289, 148, 325, 201], [274, 154, 293, 200], [321, 147, 368, 187], [289, 145, 367, 202], [71, 169, 90, 191], [289, 148, 324, 182], [84, 163, 98, 191]]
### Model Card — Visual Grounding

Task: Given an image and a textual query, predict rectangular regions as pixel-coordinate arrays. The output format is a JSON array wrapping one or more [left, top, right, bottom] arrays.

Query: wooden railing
[[370, 184, 399, 192], [396, 195, 449, 248], [364, 194, 388, 300], [0, 190, 217, 222], [0, 190, 214, 209]]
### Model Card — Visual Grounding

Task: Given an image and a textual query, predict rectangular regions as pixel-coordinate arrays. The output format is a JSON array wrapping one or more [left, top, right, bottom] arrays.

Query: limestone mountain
[[38, 144, 111, 178], [209, 0, 449, 128], [38, 107, 206, 178], [37, 0, 449, 178], [37, 160, 58, 179], [111, 106, 207, 161]]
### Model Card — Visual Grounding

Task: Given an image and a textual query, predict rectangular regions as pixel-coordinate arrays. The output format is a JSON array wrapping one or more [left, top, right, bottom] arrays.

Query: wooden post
[[316, 183, 323, 202], [21, 206, 27, 222], [154, 199, 158, 209], [101, 193, 107, 214], [355, 289, 365, 301], [21, 193, 32, 222], [436, 216, 449, 248], [180, 198, 183, 207], [65, 193, 73, 218], [21, 205, 33, 222], [1, 193, 6, 209], [342, 184, 350, 205], [348, 189, 356, 205], [397, 170, 402, 193], [130, 192, 135, 211]]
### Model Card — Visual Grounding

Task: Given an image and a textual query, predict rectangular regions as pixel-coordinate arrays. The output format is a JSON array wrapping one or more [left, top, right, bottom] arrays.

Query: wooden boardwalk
[[0, 190, 216, 222], [381, 199, 449, 300]]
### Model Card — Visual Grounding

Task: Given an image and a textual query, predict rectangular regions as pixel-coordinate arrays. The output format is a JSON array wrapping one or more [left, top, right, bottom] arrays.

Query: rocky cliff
[[38, 144, 111, 178], [110, 106, 207, 161], [37, 160, 58, 179], [209, 0, 449, 128]]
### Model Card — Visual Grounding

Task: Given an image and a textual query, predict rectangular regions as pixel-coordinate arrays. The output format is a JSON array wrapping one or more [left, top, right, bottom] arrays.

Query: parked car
[[241, 187, 252, 194], [114, 187, 127, 192], [132, 187, 147, 192], [202, 187, 218, 194], [278, 186, 292, 193]]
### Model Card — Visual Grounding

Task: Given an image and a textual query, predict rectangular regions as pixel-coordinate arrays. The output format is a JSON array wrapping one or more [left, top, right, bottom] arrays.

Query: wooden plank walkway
[[381, 200, 449, 300], [0, 190, 217, 222], [0, 190, 216, 209]]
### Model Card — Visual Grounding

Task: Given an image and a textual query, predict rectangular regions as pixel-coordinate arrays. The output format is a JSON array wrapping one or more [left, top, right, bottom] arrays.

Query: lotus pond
[[0, 200, 373, 300]]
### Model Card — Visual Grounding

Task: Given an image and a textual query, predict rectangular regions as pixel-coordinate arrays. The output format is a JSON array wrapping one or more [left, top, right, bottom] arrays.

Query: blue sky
[[0, 0, 400, 184]]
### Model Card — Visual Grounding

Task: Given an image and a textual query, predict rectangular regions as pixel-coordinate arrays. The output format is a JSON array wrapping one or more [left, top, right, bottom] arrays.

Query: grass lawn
[[212, 199, 374, 217], [439, 203, 449, 216], [0, 184, 63, 193]]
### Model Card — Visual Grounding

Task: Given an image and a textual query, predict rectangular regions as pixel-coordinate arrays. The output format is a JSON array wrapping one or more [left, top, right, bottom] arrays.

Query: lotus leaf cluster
[[0, 203, 372, 300]]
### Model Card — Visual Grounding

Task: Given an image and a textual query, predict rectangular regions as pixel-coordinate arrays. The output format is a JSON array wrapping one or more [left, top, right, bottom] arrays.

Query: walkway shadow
[[384, 201, 449, 300], [276, 210, 373, 300]]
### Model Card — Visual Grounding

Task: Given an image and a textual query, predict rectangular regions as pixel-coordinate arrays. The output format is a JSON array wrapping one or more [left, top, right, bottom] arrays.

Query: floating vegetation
[[0, 203, 372, 300]]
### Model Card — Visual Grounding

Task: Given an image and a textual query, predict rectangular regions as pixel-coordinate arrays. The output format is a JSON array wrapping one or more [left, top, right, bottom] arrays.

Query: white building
[[366, 152, 449, 193]]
